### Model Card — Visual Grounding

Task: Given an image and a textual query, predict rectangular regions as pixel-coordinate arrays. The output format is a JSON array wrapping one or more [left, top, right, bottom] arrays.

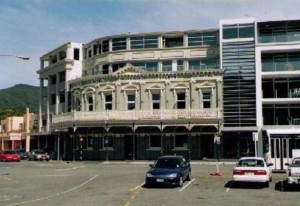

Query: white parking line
[[226, 181, 234, 192], [129, 182, 145, 191], [6, 175, 98, 206], [178, 179, 195, 192], [56, 166, 86, 171]]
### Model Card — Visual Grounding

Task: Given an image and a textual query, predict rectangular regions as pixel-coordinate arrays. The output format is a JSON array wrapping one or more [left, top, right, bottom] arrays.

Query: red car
[[0, 150, 21, 162]]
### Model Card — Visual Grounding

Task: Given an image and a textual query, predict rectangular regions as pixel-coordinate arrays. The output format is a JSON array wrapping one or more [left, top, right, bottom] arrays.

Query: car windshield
[[237, 159, 264, 167], [292, 158, 300, 165], [155, 158, 180, 168], [15, 149, 25, 153], [3, 150, 16, 154], [34, 150, 46, 154]]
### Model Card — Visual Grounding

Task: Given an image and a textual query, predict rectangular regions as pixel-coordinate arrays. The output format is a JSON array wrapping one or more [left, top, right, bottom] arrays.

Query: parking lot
[[0, 160, 299, 206]]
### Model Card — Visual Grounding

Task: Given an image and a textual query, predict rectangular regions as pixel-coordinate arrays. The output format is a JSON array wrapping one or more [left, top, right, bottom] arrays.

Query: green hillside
[[0, 84, 39, 115]]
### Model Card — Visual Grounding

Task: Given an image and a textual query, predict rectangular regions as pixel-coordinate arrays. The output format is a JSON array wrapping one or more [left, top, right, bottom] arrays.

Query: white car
[[233, 157, 273, 187]]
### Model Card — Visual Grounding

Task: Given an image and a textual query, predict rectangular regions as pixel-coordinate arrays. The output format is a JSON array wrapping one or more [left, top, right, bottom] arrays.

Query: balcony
[[52, 109, 221, 124]]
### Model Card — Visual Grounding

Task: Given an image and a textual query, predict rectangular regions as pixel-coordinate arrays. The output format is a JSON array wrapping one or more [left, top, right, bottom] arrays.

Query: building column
[[26, 108, 30, 152]]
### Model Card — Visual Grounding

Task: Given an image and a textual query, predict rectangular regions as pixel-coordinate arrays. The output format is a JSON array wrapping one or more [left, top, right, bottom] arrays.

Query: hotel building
[[35, 18, 300, 169]]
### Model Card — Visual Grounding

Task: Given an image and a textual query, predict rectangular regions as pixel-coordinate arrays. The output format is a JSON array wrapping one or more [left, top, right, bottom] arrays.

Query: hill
[[0, 84, 39, 114]]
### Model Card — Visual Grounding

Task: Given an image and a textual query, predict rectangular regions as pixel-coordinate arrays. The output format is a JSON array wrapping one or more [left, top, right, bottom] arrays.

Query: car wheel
[[264, 181, 269, 188], [177, 176, 183, 187], [186, 171, 191, 181]]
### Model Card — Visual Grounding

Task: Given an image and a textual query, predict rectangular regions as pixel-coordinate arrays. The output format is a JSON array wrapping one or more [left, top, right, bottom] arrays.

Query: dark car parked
[[145, 155, 191, 187], [13, 149, 29, 160]]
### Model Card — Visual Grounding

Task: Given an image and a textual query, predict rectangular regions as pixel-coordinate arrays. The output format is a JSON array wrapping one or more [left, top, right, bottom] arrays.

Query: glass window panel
[[164, 36, 183, 47], [189, 60, 201, 70], [150, 135, 161, 148], [223, 25, 238, 39], [102, 40, 109, 53], [112, 38, 126, 51], [145, 62, 158, 72], [162, 60, 172, 71], [239, 25, 254, 38], [175, 135, 188, 148], [177, 60, 184, 71]]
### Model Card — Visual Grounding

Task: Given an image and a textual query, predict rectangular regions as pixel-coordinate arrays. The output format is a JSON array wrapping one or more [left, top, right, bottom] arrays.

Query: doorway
[[124, 135, 136, 160]]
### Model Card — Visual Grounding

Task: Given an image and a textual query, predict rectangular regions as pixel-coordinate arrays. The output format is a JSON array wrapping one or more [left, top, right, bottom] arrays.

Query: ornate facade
[[39, 29, 224, 160]]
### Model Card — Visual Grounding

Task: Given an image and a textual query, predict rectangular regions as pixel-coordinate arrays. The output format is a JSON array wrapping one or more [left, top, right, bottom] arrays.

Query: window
[[145, 62, 158, 72], [102, 40, 109, 53], [49, 75, 56, 85], [51, 94, 56, 105], [152, 93, 160, 109], [103, 135, 113, 148], [59, 71, 65, 82], [223, 24, 254, 39], [86, 95, 94, 111], [74, 48, 80, 60], [102, 64, 109, 74], [175, 134, 188, 148], [162, 61, 172, 72], [130, 36, 158, 49], [176, 92, 186, 109], [112, 38, 126, 51], [132, 61, 158, 72], [188, 32, 219, 46], [105, 94, 112, 110], [50, 55, 57, 64], [19, 123, 23, 131], [112, 63, 125, 72], [127, 94, 135, 110], [202, 90, 212, 108], [59, 91, 65, 103], [87, 135, 93, 148], [189, 58, 219, 70], [75, 96, 81, 111], [149, 134, 161, 148], [163, 36, 183, 48], [59, 51, 66, 60], [177, 60, 184, 71]]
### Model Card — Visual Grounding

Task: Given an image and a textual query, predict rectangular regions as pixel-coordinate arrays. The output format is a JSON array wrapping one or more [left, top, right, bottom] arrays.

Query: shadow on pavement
[[224, 180, 267, 189]]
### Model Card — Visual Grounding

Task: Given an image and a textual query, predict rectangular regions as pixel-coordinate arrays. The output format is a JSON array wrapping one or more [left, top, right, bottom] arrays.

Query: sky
[[1, 0, 300, 89]]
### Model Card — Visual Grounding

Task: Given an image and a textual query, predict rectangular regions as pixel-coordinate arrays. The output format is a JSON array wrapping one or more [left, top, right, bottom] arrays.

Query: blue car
[[145, 155, 191, 187]]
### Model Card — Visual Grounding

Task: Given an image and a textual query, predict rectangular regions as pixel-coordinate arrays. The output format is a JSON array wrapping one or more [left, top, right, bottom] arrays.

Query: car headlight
[[146, 173, 154, 177], [167, 173, 177, 178]]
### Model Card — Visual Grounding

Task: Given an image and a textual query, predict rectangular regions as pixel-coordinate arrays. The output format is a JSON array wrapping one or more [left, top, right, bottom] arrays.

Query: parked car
[[0, 150, 21, 162], [145, 155, 191, 187], [28, 149, 51, 161], [285, 157, 300, 189], [13, 148, 29, 160], [233, 157, 273, 187]]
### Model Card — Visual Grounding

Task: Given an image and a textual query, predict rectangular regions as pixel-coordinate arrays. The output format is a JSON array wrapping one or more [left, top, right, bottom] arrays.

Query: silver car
[[28, 149, 51, 161]]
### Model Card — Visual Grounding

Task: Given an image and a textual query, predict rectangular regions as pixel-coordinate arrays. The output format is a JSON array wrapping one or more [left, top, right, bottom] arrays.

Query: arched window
[[82, 87, 95, 111]]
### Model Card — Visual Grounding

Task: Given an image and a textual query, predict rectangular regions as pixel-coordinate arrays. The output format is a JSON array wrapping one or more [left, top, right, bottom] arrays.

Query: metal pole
[[160, 122, 163, 156], [105, 123, 108, 162], [57, 134, 60, 161], [132, 123, 135, 161]]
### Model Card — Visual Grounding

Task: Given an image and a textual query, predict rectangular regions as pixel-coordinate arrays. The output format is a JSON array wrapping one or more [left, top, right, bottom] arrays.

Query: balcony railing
[[52, 109, 221, 124]]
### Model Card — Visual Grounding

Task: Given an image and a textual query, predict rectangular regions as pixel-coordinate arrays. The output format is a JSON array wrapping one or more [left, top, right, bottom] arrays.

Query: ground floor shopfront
[[31, 125, 224, 161]]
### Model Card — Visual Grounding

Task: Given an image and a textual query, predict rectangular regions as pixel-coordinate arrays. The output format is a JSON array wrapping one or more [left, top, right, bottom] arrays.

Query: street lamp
[[0, 54, 30, 60]]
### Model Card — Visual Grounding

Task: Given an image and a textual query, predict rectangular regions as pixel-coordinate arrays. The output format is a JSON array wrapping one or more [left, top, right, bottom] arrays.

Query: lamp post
[[0, 54, 30, 60]]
